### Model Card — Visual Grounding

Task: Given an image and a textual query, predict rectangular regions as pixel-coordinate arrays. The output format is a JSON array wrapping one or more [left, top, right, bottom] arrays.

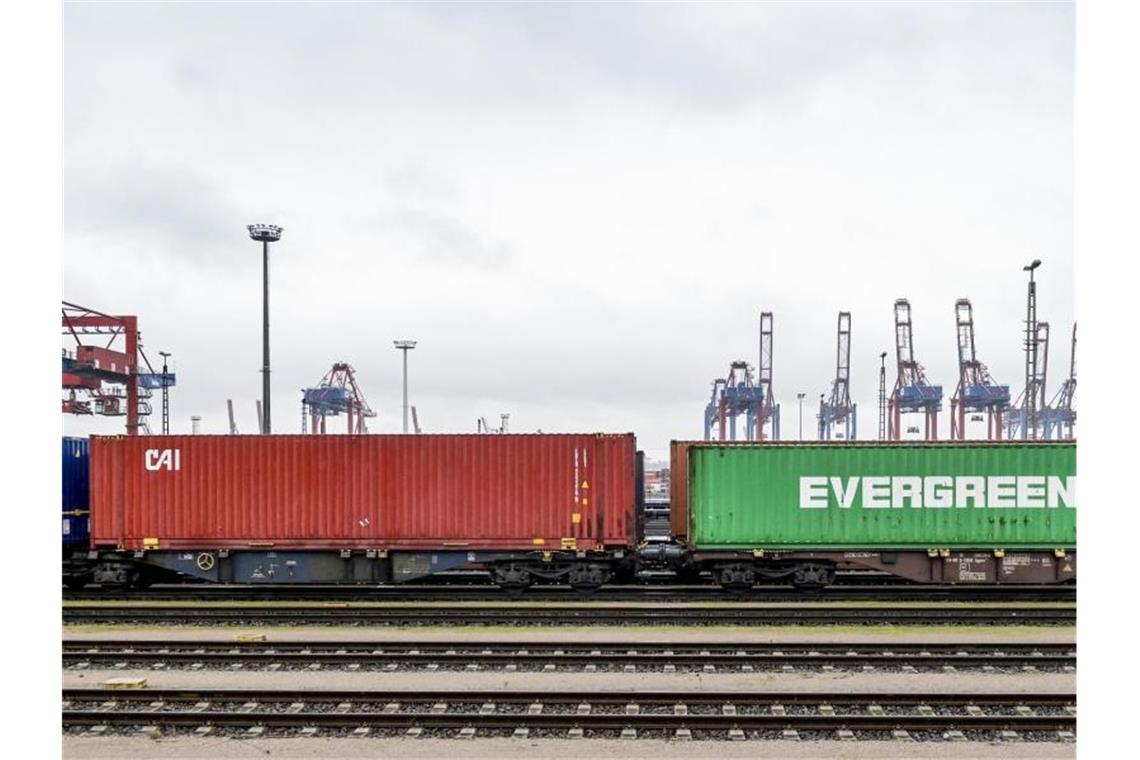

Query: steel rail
[[62, 640, 1076, 670], [62, 689, 1077, 735], [63, 583, 1076, 604], [62, 603, 1077, 626]]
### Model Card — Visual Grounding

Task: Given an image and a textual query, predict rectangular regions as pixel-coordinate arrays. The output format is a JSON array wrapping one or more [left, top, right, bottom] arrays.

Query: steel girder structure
[[888, 299, 943, 440], [703, 361, 764, 441], [949, 299, 1010, 440], [302, 362, 377, 434], [61, 301, 157, 435], [1007, 322, 1050, 440], [818, 311, 857, 440], [1044, 323, 1076, 439], [756, 312, 781, 440]]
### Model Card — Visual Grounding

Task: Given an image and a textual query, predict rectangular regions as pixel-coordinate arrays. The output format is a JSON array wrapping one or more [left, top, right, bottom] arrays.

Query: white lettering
[[799, 477, 829, 509], [987, 476, 1017, 508], [144, 448, 181, 472], [830, 477, 860, 509], [863, 477, 891, 508], [1017, 476, 1046, 508], [892, 477, 923, 508], [1047, 476, 1075, 508], [796, 475, 1075, 510], [924, 476, 953, 508], [955, 477, 985, 508]]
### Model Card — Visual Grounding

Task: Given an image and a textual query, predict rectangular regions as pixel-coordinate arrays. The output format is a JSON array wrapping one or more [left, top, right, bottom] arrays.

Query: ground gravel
[[63, 735, 1076, 759]]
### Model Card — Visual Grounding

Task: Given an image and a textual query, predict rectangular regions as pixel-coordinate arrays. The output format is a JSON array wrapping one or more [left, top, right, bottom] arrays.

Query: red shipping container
[[91, 434, 637, 552]]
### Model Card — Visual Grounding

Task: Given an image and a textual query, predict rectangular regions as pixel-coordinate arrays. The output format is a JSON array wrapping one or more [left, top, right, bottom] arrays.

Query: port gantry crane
[[1007, 322, 1050, 440], [61, 301, 174, 436], [949, 299, 1011, 440], [757, 311, 781, 440], [888, 299, 943, 440], [1044, 323, 1076, 439], [818, 311, 857, 440], [703, 361, 764, 441], [301, 362, 377, 434]]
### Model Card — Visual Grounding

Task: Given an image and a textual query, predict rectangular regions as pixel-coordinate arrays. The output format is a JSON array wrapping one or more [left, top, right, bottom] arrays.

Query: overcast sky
[[63, 1, 1074, 459]]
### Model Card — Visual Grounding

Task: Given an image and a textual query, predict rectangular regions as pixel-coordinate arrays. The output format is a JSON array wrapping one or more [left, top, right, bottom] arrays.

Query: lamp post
[[248, 223, 283, 434], [878, 351, 888, 440], [159, 351, 171, 435], [394, 341, 417, 433], [796, 392, 805, 440], [1023, 259, 1042, 440]]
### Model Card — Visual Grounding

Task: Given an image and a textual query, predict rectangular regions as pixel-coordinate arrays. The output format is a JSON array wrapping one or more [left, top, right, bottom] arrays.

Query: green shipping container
[[686, 442, 1076, 550]]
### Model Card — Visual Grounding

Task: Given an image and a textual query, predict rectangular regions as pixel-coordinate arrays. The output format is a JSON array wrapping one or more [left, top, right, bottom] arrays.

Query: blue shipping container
[[62, 437, 90, 548]]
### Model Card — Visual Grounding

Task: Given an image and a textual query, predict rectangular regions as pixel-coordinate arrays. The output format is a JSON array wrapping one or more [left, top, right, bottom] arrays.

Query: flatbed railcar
[[65, 435, 1077, 591], [81, 433, 640, 591], [669, 440, 1076, 589]]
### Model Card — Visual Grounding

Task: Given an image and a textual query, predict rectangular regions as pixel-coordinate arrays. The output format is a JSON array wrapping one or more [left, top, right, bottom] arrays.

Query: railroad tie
[[577, 703, 591, 715], [336, 702, 353, 713], [286, 702, 305, 713], [383, 702, 400, 714], [625, 703, 640, 715], [528, 702, 543, 715], [431, 703, 448, 714], [479, 703, 496, 715]]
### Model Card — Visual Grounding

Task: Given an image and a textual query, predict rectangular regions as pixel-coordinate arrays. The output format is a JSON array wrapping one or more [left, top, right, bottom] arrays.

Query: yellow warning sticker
[[580, 480, 590, 489], [532, 538, 545, 546], [582, 498, 588, 506], [571, 513, 582, 524]]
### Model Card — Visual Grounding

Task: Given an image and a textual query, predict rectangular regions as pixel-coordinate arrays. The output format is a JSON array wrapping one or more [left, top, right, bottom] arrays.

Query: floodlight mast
[[394, 340, 417, 433], [248, 223, 283, 434]]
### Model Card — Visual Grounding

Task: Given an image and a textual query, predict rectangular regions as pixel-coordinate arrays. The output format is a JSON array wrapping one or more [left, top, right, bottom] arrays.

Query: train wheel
[[791, 563, 836, 590], [492, 563, 534, 594], [568, 562, 611, 594], [715, 563, 756, 592]]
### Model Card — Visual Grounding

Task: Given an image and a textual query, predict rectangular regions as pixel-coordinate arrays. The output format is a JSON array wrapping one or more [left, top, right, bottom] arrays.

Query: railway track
[[62, 687, 1077, 741], [63, 639, 1076, 673], [63, 582, 1077, 604], [62, 602, 1075, 627]]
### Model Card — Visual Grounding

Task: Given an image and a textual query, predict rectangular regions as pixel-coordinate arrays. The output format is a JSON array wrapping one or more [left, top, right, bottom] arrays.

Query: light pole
[[878, 351, 888, 441], [1023, 259, 1042, 440], [796, 392, 805, 440], [818, 393, 826, 440], [191, 415, 201, 435], [394, 340, 417, 433], [248, 223, 283, 434], [159, 351, 171, 435]]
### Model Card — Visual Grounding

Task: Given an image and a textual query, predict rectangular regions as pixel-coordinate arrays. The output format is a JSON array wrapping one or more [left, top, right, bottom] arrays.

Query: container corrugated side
[[685, 442, 1076, 550], [91, 434, 637, 552], [62, 437, 90, 547]]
